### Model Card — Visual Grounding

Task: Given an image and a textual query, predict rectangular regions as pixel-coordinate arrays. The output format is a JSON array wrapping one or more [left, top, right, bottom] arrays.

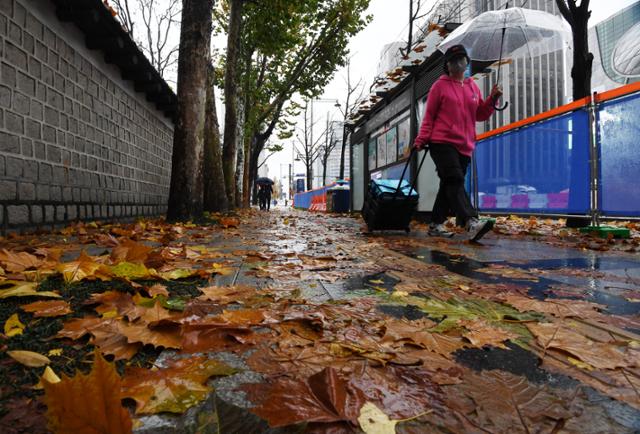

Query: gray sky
[[267, 0, 639, 183]]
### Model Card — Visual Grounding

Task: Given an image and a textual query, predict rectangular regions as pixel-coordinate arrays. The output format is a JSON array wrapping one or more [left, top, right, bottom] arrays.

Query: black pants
[[430, 143, 477, 226]]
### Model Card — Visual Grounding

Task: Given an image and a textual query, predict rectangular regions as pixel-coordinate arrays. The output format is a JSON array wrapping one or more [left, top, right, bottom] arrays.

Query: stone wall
[[0, 0, 174, 231]]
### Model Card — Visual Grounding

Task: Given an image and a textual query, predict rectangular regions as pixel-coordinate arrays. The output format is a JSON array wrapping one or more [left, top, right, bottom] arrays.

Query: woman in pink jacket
[[414, 44, 502, 241]]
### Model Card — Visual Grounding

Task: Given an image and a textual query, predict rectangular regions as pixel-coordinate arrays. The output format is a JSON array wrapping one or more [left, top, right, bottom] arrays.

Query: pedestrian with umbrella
[[256, 177, 274, 211], [413, 44, 503, 241]]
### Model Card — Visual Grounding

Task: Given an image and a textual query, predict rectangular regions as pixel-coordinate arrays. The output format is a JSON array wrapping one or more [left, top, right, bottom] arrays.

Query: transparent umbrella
[[439, 7, 570, 110]]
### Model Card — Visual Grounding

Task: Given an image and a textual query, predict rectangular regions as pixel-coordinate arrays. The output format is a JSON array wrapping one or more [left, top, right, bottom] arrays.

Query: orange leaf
[[121, 356, 237, 414], [147, 284, 169, 298], [57, 317, 141, 360], [219, 217, 240, 228], [86, 291, 145, 321], [42, 349, 132, 434], [21, 300, 72, 317], [110, 239, 153, 264], [57, 252, 109, 283]]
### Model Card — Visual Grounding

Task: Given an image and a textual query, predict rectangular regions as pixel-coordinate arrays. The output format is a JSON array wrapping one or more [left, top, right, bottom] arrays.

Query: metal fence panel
[[598, 92, 640, 217], [475, 110, 590, 214]]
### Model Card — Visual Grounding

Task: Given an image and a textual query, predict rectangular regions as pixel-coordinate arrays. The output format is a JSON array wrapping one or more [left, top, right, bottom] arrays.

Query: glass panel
[[352, 141, 365, 211], [397, 117, 411, 160], [377, 134, 387, 167], [368, 137, 377, 170], [386, 127, 397, 163]]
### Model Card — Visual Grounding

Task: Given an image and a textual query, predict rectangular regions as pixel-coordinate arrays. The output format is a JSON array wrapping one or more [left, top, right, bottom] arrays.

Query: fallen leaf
[[110, 239, 153, 264], [7, 350, 51, 367], [458, 319, 519, 348], [244, 367, 364, 427], [220, 217, 240, 228], [34, 367, 62, 390], [21, 300, 72, 317], [121, 356, 237, 414], [0, 249, 43, 272], [42, 350, 132, 434], [57, 252, 107, 283], [48, 349, 63, 357], [358, 402, 431, 434], [4, 313, 25, 337], [0, 281, 61, 299], [110, 262, 154, 280], [147, 284, 169, 298], [528, 322, 636, 370]]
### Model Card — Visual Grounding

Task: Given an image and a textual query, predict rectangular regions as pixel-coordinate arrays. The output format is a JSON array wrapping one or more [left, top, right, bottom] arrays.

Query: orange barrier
[[308, 194, 327, 212]]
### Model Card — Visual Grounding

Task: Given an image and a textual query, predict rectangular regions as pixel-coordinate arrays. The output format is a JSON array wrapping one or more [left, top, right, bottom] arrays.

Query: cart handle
[[393, 146, 429, 199]]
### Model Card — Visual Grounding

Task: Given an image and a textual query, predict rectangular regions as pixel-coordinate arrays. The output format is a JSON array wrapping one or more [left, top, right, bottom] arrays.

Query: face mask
[[448, 57, 468, 74]]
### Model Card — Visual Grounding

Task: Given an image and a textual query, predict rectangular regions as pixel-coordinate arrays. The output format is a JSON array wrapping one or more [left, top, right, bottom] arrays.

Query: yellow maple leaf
[[4, 313, 25, 337], [42, 350, 132, 434], [0, 281, 61, 299]]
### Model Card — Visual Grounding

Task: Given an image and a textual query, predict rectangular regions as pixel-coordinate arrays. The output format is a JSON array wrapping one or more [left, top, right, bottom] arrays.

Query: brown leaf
[[196, 285, 257, 304], [42, 350, 133, 434], [147, 284, 169, 298], [118, 321, 182, 349], [245, 367, 364, 427], [0, 398, 49, 434], [501, 294, 605, 318], [381, 319, 464, 357], [444, 370, 572, 433], [220, 217, 240, 228], [458, 319, 519, 348], [86, 291, 144, 321], [181, 323, 259, 352], [0, 249, 43, 272], [57, 317, 141, 360], [121, 356, 237, 414], [21, 300, 72, 317], [528, 322, 636, 370]]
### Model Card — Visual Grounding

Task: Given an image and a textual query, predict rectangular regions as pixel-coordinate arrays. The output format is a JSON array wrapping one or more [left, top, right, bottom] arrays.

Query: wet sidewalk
[[1, 208, 639, 433]]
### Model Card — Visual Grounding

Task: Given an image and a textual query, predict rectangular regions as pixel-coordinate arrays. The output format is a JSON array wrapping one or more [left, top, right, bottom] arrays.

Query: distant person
[[264, 184, 273, 211], [413, 44, 503, 242], [257, 185, 267, 210]]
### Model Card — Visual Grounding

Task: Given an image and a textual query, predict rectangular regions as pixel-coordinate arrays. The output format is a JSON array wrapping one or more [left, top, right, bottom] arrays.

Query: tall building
[[590, 1, 640, 92], [312, 122, 349, 187]]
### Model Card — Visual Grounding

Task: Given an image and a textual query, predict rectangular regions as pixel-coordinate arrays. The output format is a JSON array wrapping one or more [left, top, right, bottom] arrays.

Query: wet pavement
[[5, 207, 636, 433], [130, 208, 640, 433]]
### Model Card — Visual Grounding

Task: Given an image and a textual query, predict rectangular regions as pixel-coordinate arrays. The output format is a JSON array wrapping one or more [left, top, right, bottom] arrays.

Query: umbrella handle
[[494, 100, 509, 111]]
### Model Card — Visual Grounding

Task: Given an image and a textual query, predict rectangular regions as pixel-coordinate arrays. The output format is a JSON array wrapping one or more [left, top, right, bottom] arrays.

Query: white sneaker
[[466, 218, 494, 242], [428, 223, 454, 238]]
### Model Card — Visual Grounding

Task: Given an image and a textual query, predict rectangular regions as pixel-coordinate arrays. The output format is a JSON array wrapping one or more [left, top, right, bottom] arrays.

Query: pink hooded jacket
[[414, 75, 495, 157]]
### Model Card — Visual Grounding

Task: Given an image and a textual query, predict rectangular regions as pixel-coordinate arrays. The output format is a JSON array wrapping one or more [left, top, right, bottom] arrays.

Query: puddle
[[400, 248, 640, 316]]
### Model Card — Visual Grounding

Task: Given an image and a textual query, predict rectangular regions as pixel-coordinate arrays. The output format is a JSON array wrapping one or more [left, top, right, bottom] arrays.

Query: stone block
[[17, 70, 35, 95], [38, 163, 52, 182], [29, 99, 42, 120], [20, 137, 32, 157], [34, 40, 46, 62], [79, 205, 85, 219], [36, 183, 48, 200], [55, 205, 65, 221], [67, 205, 77, 220], [7, 20, 19, 44], [26, 13, 43, 40], [31, 205, 42, 223], [44, 205, 54, 223], [33, 141, 45, 159], [25, 118, 40, 139], [12, 91, 29, 114], [43, 125, 55, 143], [0, 180, 16, 200], [1, 62, 16, 87], [44, 106, 58, 126], [62, 187, 71, 201], [5, 41, 26, 70], [50, 186, 61, 201], [0, 131, 20, 153], [46, 144, 61, 163], [0, 0, 13, 16], [18, 182, 34, 200], [13, 1, 25, 26], [7, 205, 28, 225], [5, 156, 22, 177], [23, 160, 37, 181], [0, 84, 10, 106], [23, 32, 33, 55], [5, 111, 23, 134]]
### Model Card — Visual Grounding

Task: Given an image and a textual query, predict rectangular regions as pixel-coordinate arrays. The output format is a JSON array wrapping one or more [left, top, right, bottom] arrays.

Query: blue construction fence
[[293, 181, 349, 211], [473, 83, 640, 218]]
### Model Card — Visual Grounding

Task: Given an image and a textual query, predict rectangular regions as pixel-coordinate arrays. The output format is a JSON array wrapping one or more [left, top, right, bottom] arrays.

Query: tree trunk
[[166, 0, 214, 221], [322, 157, 327, 186], [203, 64, 228, 212], [338, 127, 347, 180], [242, 135, 251, 207], [571, 21, 593, 100], [222, 0, 244, 208], [306, 166, 312, 191], [234, 98, 246, 207], [249, 135, 263, 205]]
